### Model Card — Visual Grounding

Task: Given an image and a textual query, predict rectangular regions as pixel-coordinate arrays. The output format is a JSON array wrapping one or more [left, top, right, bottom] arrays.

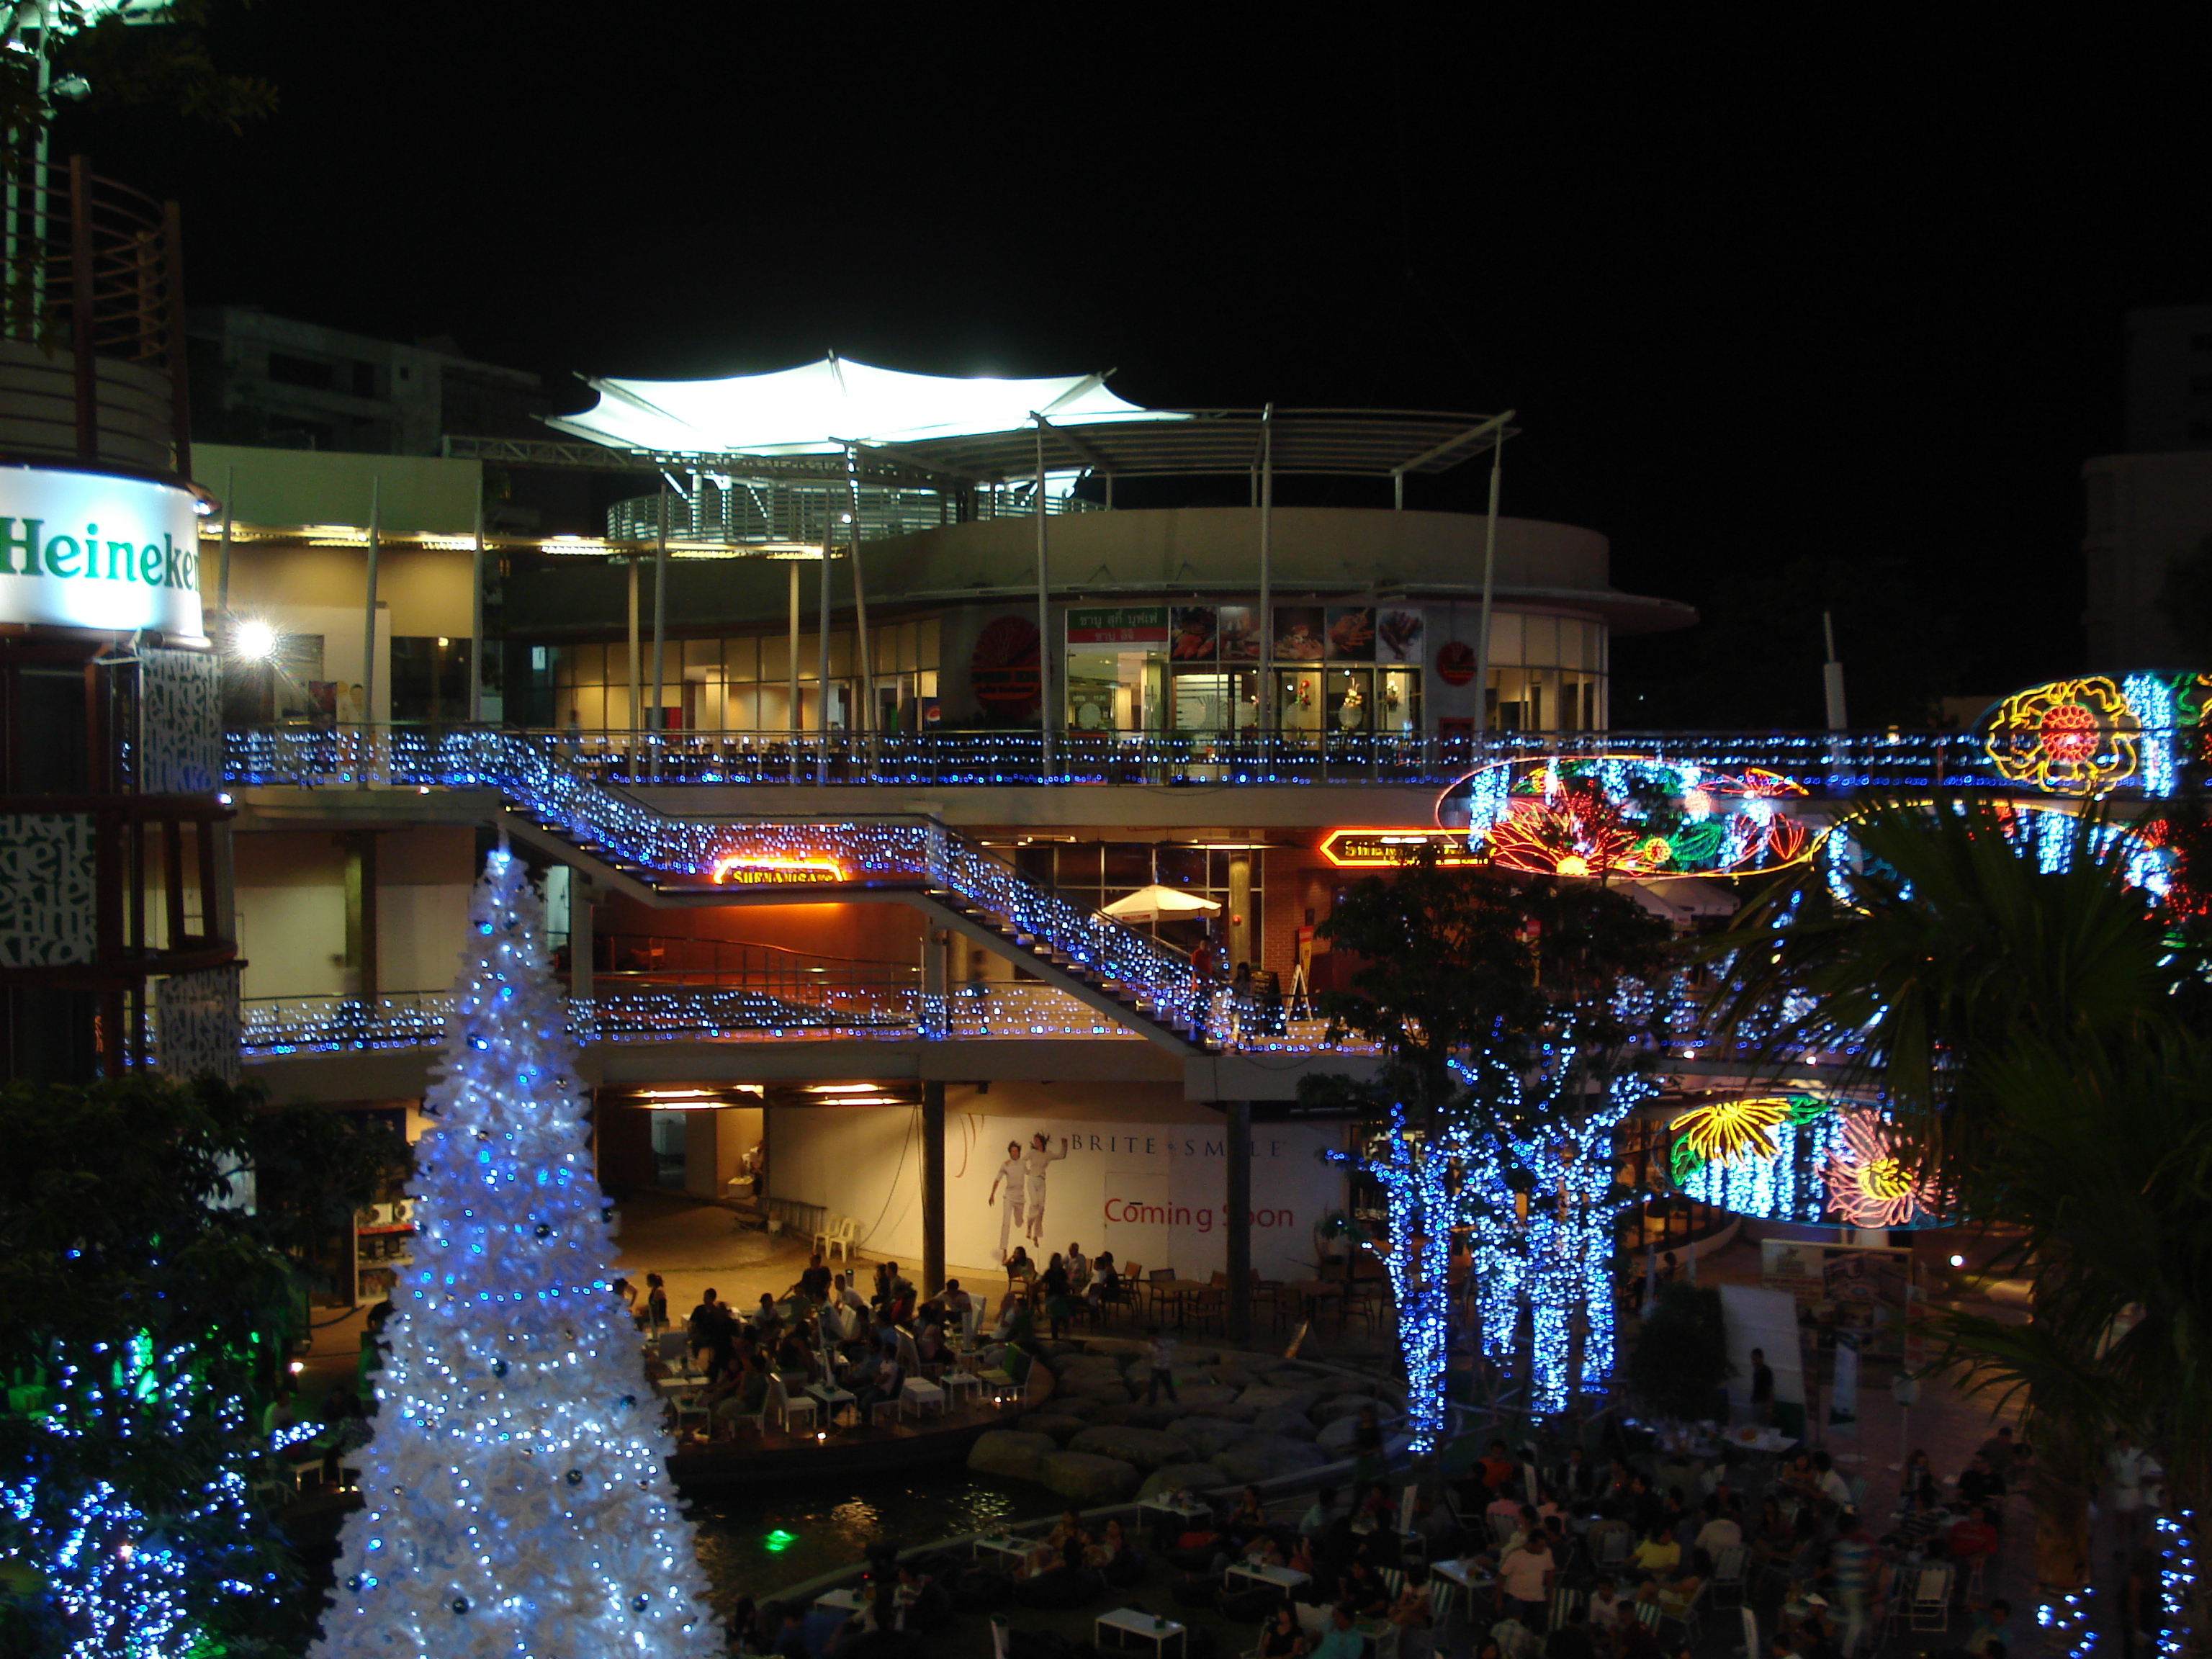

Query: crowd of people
[[626, 1256, 1039, 1441]]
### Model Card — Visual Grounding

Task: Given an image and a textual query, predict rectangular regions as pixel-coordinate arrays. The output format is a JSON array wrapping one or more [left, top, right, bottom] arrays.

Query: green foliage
[[1706, 796, 2186, 1191], [1308, 844, 1671, 1115], [0, 1, 276, 170], [0, 1074, 400, 1656], [1622, 1282, 1732, 1422]]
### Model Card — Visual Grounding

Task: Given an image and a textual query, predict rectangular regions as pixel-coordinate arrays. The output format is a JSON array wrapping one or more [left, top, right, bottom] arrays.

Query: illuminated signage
[[710, 855, 849, 886], [1318, 828, 1483, 868], [0, 465, 203, 637], [1066, 606, 1169, 644]]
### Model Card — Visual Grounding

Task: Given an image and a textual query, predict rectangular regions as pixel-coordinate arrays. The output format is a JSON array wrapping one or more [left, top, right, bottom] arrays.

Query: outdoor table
[[815, 1588, 864, 1614], [1097, 1607, 1187, 1658], [971, 1533, 1031, 1570], [1161, 1278, 1215, 1317], [1279, 1280, 1346, 1326], [1225, 1562, 1310, 1595], [1141, 1494, 1213, 1532], [1430, 1557, 1493, 1621]]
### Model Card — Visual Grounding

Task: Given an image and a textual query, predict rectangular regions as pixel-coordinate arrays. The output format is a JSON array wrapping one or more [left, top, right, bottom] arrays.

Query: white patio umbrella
[[1100, 885, 1223, 924]]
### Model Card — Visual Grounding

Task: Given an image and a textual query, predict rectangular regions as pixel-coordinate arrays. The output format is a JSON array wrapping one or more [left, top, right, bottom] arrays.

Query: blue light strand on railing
[[2157, 1511, 2193, 1658]]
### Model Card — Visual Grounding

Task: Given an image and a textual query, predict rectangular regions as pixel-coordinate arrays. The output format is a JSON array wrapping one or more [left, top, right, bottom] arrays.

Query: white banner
[[0, 465, 203, 638]]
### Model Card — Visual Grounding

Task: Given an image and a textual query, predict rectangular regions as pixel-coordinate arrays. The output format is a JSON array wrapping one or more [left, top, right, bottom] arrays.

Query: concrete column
[[1227, 852, 1253, 973], [343, 830, 379, 1001], [922, 1082, 946, 1295], [1226, 1100, 1252, 1341], [570, 883, 594, 999]]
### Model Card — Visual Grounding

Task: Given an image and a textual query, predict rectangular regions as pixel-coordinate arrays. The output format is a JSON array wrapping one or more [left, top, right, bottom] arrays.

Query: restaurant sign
[[1066, 606, 1169, 645]]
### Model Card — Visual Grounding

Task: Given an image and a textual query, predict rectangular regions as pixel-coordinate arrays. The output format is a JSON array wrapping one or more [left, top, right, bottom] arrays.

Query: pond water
[[690, 1471, 1043, 1609]]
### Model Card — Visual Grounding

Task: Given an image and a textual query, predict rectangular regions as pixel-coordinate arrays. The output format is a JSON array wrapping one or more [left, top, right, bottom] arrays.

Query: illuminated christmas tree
[[312, 846, 718, 1658]]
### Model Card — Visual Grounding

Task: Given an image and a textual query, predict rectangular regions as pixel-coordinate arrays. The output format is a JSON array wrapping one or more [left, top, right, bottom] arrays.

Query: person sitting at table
[[1241, 1530, 1288, 1570], [1778, 1449, 1818, 1496], [1586, 1574, 1624, 1630], [1808, 1450, 1852, 1511], [1613, 1601, 1662, 1659], [940, 1280, 975, 1338], [1310, 1605, 1365, 1659], [1286, 1534, 1316, 1578], [1956, 1452, 2006, 1508], [1692, 1496, 1742, 1557], [1334, 1560, 1390, 1619], [1025, 1510, 1092, 1575], [1558, 1447, 1600, 1503], [1259, 1601, 1308, 1659], [1486, 1484, 1528, 1527], [747, 1292, 781, 1332], [1088, 1251, 1123, 1310], [1884, 1488, 1946, 1552], [1003, 1246, 1034, 1289], [913, 1312, 948, 1368], [1084, 1516, 1136, 1575], [1064, 1240, 1089, 1290], [1389, 1562, 1437, 1655], [1229, 1485, 1268, 1538], [1300, 1486, 1342, 1539], [1629, 1523, 1681, 1579], [853, 1350, 902, 1419], [702, 1349, 770, 1435], [1544, 1599, 1596, 1659], [1946, 1504, 2000, 1573]]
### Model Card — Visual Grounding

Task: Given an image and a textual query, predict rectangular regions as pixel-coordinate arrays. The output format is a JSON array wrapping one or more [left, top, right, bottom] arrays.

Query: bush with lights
[[0, 1074, 405, 1658], [311, 846, 718, 1659]]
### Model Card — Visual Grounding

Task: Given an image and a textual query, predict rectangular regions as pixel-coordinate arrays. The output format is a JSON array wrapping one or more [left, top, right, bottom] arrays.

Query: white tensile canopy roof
[[547, 353, 1186, 457]]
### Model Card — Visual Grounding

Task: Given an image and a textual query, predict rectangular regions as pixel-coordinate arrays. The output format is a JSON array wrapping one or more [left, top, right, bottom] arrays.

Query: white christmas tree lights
[[311, 845, 719, 1659]]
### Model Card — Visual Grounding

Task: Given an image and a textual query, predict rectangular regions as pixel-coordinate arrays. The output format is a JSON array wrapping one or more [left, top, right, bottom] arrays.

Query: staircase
[[256, 729, 1220, 1055]]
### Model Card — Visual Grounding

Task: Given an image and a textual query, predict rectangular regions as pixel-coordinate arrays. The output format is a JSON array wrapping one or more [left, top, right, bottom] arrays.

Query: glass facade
[[1483, 613, 1606, 732], [550, 620, 940, 733]]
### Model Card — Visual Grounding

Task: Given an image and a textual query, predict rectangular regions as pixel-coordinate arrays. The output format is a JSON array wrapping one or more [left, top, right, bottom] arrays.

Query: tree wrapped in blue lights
[[312, 847, 718, 1659], [1307, 849, 1671, 1446]]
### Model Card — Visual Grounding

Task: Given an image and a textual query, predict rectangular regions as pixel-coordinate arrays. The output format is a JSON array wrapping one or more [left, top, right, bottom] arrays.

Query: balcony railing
[[227, 723, 2042, 795]]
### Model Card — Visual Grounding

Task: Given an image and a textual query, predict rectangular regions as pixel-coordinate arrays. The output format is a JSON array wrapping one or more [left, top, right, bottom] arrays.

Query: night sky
[[55, 11, 2212, 727]]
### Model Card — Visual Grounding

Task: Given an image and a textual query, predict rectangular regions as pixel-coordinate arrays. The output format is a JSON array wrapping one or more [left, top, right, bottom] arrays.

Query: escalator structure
[[436, 732, 1218, 1056]]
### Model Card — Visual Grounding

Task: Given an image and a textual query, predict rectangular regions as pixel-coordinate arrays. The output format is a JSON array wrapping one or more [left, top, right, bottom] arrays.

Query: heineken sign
[[0, 465, 204, 638]]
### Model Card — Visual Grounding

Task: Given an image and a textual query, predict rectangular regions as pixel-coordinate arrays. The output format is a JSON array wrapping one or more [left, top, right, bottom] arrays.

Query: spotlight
[[288, 1359, 305, 1375], [233, 619, 277, 662], [1948, 1254, 1965, 1267]]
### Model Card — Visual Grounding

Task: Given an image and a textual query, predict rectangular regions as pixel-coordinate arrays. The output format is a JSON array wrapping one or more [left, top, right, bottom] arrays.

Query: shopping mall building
[[5, 322, 2170, 1339]]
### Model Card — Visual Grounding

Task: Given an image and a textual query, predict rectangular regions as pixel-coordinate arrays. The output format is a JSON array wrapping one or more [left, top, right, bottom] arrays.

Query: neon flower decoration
[[1435, 755, 1817, 880], [1822, 1109, 1945, 1229], [1822, 800, 2177, 910], [1671, 1096, 1794, 1164], [1981, 677, 2142, 794], [1668, 1094, 1843, 1225]]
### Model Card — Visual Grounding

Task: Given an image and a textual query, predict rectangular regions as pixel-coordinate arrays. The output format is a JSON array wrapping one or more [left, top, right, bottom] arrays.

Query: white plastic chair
[[813, 1213, 843, 1257], [1909, 1565, 1953, 1631], [902, 1374, 947, 1420], [770, 1374, 817, 1435]]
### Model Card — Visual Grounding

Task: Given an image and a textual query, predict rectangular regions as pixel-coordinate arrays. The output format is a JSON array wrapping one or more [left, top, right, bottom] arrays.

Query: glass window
[[1488, 611, 1522, 663], [684, 637, 723, 675], [572, 643, 606, 685], [1102, 842, 1152, 889], [759, 634, 788, 681], [1325, 669, 1372, 732], [1523, 614, 1558, 667], [917, 618, 940, 670], [1380, 668, 1420, 734]]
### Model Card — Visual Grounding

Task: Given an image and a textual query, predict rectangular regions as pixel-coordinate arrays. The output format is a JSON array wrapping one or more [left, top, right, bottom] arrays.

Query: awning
[[1100, 885, 1223, 923]]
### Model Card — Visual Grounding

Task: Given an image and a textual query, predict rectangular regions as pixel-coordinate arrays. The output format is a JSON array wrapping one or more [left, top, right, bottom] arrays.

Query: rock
[[968, 1430, 1058, 1482], [1236, 1385, 1322, 1416], [1213, 1349, 1286, 1372], [1311, 1397, 1375, 1426], [1136, 1462, 1228, 1501], [1316, 1411, 1398, 1455], [1083, 1401, 1141, 1427], [1205, 1364, 1260, 1389], [1318, 1378, 1376, 1399], [1262, 1364, 1340, 1386], [1248, 1406, 1318, 1439], [1205, 1398, 1262, 1424], [1124, 1403, 1189, 1430], [1170, 1384, 1241, 1413], [1164, 1416, 1256, 1458], [1020, 1413, 1090, 1445], [1067, 1426, 1197, 1471], [1040, 1450, 1141, 1503], [1215, 1433, 1329, 1483]]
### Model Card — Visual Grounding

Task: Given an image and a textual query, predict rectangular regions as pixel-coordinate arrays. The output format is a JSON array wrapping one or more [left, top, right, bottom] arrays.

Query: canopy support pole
[[1473, 416, 1513, 739], [651, 490, 667, 779], [469, 490, 485, 724], [819, 522, 832, 780], [788, 559, 802, 743], [1257, 405, 1274, 740], [361, 477, 380, 732], [845, 444, 876, 750], [1035, 421, 1052, 779]]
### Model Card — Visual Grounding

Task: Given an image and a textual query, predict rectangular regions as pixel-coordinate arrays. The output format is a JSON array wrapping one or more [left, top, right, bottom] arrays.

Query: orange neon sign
[[709, 854, 850, 886], [1318, 828, 1483, 868]]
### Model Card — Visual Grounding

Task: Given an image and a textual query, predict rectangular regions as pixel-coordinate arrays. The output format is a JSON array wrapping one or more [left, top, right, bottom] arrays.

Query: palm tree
[[1705, 796, 2203, 1618]]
